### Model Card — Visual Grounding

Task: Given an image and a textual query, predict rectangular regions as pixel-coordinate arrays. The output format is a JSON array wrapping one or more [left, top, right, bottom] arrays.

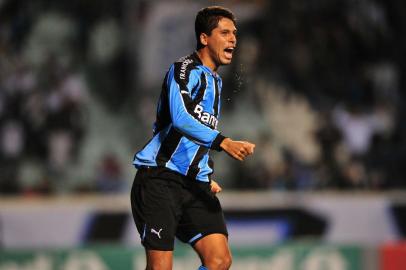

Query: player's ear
[[200, 33, 208, 46]]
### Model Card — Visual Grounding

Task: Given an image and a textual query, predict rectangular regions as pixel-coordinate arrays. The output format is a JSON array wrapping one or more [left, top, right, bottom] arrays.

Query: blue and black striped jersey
[[133, 52, 226, 182]]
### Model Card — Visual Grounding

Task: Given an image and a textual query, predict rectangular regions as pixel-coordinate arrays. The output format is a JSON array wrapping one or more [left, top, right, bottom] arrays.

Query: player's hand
[[220, 138, 255, 161], [210, 180, 222, 193]]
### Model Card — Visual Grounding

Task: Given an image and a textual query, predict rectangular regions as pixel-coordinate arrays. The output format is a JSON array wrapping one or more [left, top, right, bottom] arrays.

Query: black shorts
[[130, 166, 228, 251]]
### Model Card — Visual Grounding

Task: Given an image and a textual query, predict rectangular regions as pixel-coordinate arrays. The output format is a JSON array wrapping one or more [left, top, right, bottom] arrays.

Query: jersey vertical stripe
[[213, 78, 220, 117], [186, 146, 209, 179], [156, 127, 183, 167]]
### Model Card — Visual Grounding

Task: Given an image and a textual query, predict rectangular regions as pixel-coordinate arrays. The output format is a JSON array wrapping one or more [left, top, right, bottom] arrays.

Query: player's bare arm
[[220, 138, 255, 161]]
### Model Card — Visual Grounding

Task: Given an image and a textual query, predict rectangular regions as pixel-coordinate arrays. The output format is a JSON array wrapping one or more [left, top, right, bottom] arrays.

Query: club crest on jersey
[[194, 104, 218, 129]]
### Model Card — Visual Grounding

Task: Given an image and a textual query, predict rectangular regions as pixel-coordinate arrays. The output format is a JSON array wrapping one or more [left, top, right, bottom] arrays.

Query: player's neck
[[196, 49, 218, 73]]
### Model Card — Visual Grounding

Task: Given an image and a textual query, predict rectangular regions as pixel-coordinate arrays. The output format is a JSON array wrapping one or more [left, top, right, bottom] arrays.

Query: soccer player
[[131, 6, 255, 270]]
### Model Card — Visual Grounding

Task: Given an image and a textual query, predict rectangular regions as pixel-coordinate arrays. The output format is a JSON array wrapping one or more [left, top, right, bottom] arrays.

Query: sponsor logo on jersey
[[194, 104, 218, 129], [179, 59, 193, 80]]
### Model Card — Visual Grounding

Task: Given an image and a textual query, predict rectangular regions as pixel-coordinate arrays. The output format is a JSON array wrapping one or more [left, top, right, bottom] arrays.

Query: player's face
[[205, 17, 237, 67]]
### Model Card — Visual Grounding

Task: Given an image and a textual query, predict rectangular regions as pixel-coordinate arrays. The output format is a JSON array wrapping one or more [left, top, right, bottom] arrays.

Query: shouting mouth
[[224, 47, 235, 59]]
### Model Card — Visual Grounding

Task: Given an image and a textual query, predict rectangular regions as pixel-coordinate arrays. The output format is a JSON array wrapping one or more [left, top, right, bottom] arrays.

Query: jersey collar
[[191, 51, 220, 79]]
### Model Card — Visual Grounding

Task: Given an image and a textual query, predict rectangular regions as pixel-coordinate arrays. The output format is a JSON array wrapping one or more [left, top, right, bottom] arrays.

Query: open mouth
[[224, 47, 234, 58]]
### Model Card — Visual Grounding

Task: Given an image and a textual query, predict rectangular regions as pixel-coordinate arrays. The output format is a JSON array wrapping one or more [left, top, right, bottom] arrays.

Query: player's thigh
[[145, 250, 173, 270], [193, 233, 232, 267]]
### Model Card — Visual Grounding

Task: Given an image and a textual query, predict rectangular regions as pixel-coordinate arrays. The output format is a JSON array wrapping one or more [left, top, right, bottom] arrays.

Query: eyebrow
[[221, 28, 237, 33]]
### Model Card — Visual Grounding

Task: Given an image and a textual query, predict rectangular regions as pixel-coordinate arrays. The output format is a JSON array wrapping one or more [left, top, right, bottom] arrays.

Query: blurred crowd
[[1, 0, 406, 195], [0, 54, 87, 194], [225, 0, 406, 190], [0, 0, 128, 195]]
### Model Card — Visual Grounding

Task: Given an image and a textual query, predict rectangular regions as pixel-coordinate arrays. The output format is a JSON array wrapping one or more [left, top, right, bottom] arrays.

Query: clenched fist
[[220, 138, 255, 161]]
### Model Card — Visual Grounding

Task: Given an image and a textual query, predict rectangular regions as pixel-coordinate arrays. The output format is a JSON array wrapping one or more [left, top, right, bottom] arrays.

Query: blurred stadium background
[[1, 0, 406, 269]]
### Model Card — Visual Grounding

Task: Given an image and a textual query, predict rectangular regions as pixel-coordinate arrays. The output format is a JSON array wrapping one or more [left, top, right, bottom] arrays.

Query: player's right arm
[[167, 63, 225, 150]]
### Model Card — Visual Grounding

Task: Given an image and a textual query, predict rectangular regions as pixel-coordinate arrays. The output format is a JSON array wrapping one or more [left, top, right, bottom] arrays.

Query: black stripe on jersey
[[183, 72, 207, 117], [213, 78, 220, 117], [186, 146, 209, 179], [193, 72, 207, 105], [174, 59, 200, 114], [174, 58, 193, 93], [154, 73, 171, 134], [156, 127, 183, 166], [191, 79, 200, 97]]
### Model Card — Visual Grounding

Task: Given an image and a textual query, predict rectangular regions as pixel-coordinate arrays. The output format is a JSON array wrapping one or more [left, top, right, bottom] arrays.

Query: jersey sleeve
[[167, 63, 225, 150]]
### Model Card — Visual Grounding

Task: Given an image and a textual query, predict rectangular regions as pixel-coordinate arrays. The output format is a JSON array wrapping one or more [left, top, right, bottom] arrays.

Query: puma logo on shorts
[[151, 228, 163, 239]]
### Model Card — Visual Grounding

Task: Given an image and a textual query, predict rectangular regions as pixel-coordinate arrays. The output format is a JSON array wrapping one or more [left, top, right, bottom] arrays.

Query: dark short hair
[[195, 6, 236, 50]]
